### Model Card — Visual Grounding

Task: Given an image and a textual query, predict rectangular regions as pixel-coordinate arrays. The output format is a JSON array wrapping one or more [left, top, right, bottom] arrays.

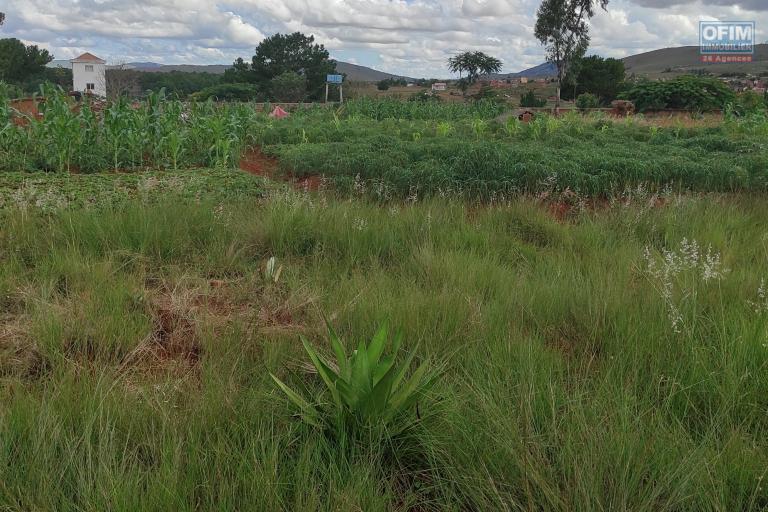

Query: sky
[[0, 0, 765, 77]]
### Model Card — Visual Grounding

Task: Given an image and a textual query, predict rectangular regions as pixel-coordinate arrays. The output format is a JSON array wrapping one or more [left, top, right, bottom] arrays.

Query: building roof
[[70, 52, 106, 64]]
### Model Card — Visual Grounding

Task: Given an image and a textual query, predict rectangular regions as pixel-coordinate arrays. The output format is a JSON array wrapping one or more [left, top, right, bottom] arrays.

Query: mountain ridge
[[48, 43, 768, 82]]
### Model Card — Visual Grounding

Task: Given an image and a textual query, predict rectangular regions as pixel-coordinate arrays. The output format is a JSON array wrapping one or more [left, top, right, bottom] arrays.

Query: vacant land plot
[[1, 93, 767, 510]]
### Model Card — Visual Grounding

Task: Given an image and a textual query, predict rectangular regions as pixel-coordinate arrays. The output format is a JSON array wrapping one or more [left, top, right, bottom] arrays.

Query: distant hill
[[48, 59, 411, 82], [622, 44, 768, 76], [48, 44, 768, 83], [489, 45, 768, 80], [334, 61, 412, 82], [489, 62, 558, 80]]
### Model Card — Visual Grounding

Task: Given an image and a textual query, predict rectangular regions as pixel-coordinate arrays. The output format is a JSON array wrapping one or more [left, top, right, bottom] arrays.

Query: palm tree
[[447, 51, 502, 95]]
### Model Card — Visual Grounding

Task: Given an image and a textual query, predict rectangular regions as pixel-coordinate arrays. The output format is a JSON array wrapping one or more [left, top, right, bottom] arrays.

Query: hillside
[[48, 43, 768, 83], [335, 61, 413, 82], [490, 62, 558, 80], [622, 44, 768, 76], [49, 59, 410, 82]]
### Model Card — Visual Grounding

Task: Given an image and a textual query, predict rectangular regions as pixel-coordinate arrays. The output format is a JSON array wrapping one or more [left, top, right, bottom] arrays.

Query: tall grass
[[0, 187, 766, 510]]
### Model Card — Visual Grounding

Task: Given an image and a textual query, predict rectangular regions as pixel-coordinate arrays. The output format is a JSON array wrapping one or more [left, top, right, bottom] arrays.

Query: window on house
[[85, 65, 94, 72], [86, 83, 95, 91]]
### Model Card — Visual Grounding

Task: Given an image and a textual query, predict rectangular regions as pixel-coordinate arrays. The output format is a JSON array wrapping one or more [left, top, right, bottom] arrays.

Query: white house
[[432, 82, 447, 92], [70, 53, 106, 97]]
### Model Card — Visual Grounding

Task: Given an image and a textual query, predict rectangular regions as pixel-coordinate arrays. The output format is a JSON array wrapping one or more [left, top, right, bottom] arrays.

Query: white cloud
[[0, 0, 765, 76]]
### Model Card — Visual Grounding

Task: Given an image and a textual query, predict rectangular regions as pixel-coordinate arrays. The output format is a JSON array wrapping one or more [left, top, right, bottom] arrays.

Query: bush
[[576, 93, 599, 111], [0, 81, 23, 100], [520, 89, 547, 108], [192, 83, 262, 102], [620, 75, 736, 112], [377, 80, 390, 91], [270, 71, 306, 102], [732, 90, 766, 115]]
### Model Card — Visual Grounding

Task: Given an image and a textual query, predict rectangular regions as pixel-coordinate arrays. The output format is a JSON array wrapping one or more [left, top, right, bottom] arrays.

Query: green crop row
[[0, 87, 270, 173], [265, 131, 768, 198], [0, 168, 265, 211]]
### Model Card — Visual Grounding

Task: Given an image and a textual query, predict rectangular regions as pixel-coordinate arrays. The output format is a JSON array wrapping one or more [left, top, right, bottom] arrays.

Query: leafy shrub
[[376, 80, 390, 91], [271, 324, 438, 437], [192, 83, 262, 102], [732, 90, 766, 115], [576, 93, 599, 111], [0, 81, 23, 100], [620, 75, 735, 112], [520, 89, 547, 108], [270, 71, 306, 102]]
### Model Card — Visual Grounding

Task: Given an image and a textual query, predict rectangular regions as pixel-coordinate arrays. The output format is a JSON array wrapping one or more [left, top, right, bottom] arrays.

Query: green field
[[1, 93, 768, 510]]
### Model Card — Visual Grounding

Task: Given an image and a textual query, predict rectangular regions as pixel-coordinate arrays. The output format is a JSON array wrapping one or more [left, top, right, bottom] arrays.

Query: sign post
[[326, 74, 344, 104]]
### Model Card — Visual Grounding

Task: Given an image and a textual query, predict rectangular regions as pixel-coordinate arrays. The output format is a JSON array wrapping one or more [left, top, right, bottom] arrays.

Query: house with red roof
[[70, 52, 107, 97]]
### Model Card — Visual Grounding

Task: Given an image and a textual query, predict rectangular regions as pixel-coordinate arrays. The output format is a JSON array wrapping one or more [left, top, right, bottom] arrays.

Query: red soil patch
[[239, 147, 278, 178], [239, 146, 324, 191]]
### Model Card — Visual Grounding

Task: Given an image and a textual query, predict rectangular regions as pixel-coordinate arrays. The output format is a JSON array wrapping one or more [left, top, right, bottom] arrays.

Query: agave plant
[[271, 324, 437, 435]]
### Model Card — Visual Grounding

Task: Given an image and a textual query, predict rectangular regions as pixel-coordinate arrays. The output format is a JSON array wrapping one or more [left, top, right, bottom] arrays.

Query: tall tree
[[534, 0, 608, 108], [562, 55, 625, 103], [225, 32, 336, 101], [0, 38, 53, 84], [447, 51, 502, 95], [0, 12, 5, 26]]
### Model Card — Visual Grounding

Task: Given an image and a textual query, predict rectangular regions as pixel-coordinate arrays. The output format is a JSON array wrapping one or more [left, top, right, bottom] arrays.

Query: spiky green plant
[[271, 324, 438, 436]]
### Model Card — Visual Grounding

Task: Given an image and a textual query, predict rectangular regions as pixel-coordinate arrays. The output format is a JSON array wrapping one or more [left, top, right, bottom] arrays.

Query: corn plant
[[436, 121, 454, 137], [271, 324, 438, 437]]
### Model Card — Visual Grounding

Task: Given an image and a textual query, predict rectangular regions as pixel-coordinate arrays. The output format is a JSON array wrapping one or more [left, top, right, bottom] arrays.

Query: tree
[[562, 55, 625, 103], [619, 75, 735, 112], [0, 38, 53, 84], [575, 92, 599, 110], [192, 83, 262, 102], [447, 51, 502, 95], [225, 32, 336, 100], [0, 12, 5, 26], [520, 89, 547, 108], [270, 71, 306, 102], [534, 0, 609, 108], [106, 67, 142, 99]]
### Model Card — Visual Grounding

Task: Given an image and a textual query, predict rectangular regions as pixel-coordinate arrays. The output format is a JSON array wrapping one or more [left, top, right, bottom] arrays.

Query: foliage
[[342, 97, 505, 120], [138, 71, 221, 99], [225, 32, 336, 100], [269, 71, 306, 102], [377, 78, 407, 91], [1, 87, 257, 172], [271, 324, 437, 437], [731, 90, 766, 115], [620, 75, 736, 112], [520, 89, 547, 107], [0, 184, 767, 509], [447, 51, 502, 91], [0, 80, 22, 100], [562, 55, 626, 102], [17, 67, 73, 94], [534, 0, 609, 106], [192, 83, 262, 102], [575, 92, 599, 110], [0, 38, 54, 84], [0, 168, 264, 211]]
